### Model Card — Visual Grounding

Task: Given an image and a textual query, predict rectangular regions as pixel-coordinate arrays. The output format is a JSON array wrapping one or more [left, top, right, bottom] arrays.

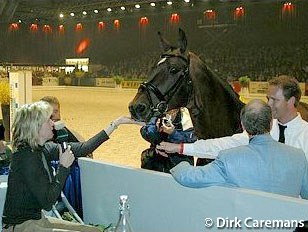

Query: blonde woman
[[2, 101, 137, 232]]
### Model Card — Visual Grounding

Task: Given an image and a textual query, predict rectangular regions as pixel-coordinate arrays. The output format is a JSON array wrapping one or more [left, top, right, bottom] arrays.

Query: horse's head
[[129, 29, 192, 122]]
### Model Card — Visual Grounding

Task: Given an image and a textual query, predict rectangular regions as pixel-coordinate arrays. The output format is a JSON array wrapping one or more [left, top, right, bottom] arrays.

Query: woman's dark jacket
[[2, 130, 109, 226]]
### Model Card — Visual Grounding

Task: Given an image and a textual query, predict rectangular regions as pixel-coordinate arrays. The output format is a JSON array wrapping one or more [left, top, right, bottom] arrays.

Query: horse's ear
[[158, 31, 171, 52], [178, 28, 187, 53]]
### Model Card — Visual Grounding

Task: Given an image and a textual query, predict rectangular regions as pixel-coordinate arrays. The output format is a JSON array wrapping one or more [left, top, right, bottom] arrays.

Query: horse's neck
[[187, 90, 242, 140], [187, 54, 243, 139]]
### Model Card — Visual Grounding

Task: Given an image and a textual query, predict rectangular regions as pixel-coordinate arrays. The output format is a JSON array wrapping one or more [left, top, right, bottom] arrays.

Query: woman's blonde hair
[[12, 101, 53, 151]]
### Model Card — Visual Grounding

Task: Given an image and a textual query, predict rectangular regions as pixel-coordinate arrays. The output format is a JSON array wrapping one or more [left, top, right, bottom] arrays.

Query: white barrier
[[79, 158, 308, 232]]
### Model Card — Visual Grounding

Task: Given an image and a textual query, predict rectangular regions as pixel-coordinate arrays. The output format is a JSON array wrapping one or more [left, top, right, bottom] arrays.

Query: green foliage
[[113, 75, 124, 85], [238, 76, 250, 87], [74, 70, 86, 78], [0, 80, 10, 105]]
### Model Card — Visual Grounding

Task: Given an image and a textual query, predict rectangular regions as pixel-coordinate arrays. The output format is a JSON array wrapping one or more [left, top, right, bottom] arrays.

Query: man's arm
[[300, 162, 308, 200], [158, 131, 249, 158], [140, 117, 162, 145], [170, 156, 229, 188]]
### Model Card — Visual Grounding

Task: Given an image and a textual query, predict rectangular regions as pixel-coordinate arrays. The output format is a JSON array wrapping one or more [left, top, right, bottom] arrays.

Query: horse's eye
[[138, 85, 146, 93], [169, 67, 179, 74]]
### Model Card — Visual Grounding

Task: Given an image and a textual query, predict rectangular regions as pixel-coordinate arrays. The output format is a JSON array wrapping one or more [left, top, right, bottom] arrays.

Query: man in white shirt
[[157, 75, 308, 162]]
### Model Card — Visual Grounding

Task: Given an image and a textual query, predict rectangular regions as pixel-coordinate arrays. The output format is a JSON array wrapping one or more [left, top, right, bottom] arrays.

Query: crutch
[[51, 191, 84, 224]]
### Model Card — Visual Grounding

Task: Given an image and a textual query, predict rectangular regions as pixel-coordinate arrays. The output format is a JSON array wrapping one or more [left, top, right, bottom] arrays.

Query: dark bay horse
[[129, 29, 244, 143], [129, 29, 308, 158]]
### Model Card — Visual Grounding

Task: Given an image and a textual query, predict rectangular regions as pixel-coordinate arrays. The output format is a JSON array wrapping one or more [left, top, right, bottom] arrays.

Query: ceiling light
[[121, 6, 126, 10], [70, 12, 75, 17], [150, 2, 156, 7], [167, 1, 173, 5], [94, 9, 99, 14], [135, 4, 141, 9], [184, 0, 190, 2], [82, 11, 87, 15], [59, 13, 64, 18], [107, 8, 112, 12]]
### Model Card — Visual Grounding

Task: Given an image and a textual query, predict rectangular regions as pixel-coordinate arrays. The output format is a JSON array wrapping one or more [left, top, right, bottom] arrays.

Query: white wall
[[79, 158, 308, 232]]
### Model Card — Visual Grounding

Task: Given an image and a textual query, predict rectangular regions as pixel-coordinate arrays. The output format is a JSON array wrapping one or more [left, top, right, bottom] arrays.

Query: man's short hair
[[268, 75, 301, 107], [40, 96, 60, 107], [240, 99, 272, 136]]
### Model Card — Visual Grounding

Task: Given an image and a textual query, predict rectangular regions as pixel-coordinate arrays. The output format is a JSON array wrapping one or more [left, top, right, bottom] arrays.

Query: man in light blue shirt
[[170, 99, 308, 199]]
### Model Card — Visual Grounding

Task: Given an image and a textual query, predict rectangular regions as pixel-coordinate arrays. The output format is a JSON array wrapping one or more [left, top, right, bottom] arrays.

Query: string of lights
[[7, 1, 295, 34], [7, 0, 194, 24]]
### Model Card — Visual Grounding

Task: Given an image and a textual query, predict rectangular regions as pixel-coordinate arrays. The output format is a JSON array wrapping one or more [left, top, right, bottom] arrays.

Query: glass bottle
[[114, 195, 134, 232]]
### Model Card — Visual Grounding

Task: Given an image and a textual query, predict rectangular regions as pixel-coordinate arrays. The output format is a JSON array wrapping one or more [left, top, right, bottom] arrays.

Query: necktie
[[278, 124, 287, 143]]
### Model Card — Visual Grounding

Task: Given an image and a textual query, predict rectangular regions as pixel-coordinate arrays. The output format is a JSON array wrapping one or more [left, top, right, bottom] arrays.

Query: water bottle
[[114, 195, 134, 232]]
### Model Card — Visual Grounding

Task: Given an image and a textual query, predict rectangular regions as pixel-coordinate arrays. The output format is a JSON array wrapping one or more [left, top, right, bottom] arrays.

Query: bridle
[[138, 53, 192, 121]]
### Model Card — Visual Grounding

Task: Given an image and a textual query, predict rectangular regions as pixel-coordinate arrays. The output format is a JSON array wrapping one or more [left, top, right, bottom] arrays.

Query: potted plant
[[0, 80, 10, 141], [238, 76, 250, 87], [238, 76, 250, 95], [113, 75, 124, 89]]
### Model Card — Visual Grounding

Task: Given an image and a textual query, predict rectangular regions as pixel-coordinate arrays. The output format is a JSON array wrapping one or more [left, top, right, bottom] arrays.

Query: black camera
[[161, 115, 172, 127]]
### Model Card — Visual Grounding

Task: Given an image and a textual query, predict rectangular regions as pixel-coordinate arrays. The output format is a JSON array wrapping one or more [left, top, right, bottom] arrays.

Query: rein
[[139, 53, 192, 120]]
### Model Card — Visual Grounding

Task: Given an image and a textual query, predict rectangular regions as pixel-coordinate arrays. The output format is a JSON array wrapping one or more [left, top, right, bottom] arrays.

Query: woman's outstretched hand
[[114, 116, 146, 127]]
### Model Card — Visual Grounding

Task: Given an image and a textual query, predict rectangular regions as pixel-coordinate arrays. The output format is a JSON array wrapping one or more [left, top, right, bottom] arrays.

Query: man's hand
[[59, 145, 74, 168], [156, 142, 181, 153], [155, 148, 169, 157]]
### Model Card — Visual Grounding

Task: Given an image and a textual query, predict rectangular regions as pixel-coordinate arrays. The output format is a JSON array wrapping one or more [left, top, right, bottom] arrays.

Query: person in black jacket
[[41, 95, 88, 218], [2, 101, 136, 231]]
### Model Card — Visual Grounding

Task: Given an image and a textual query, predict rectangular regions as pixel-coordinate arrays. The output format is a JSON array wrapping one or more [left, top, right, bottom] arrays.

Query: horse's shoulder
[[298, 102, 308, 122]]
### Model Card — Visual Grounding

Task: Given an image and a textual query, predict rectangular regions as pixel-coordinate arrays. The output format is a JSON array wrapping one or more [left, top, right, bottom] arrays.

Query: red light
[[139, 17, 149, 26], [58, 25, 65, 33], [170, 13, 180, 24], [76, 38, 90, 55], [98, 21, 105, 30], [282, 2, 294, 13], [43, 24, 52, 33], [9, 23, 19, 31], [204, 10, 216, 20], [30, 23, 38, 32], [114, 19, 120, 29], [234, 6, 244, 19], [76, 23, 83, 32]]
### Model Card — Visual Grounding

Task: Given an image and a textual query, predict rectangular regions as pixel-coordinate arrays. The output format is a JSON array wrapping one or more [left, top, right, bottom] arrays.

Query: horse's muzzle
[[129, 102, 148, 122]]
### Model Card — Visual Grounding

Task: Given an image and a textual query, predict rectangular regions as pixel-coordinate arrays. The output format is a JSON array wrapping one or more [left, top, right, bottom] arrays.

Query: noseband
[[139, 53, 192, 120]]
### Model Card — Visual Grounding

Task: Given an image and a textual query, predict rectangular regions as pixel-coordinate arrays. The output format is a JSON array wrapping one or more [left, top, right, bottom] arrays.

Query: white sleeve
[[183, 131, 249, 158]]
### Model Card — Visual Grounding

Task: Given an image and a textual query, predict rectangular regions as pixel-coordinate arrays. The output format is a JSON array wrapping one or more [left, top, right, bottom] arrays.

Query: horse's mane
[[188, 52, 244, 111], [186, 52, 244, 138]]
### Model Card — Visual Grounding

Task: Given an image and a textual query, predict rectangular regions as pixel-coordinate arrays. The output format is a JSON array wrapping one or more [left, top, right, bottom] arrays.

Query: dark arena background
[[0, 0, 308, 82], [0, 2, 308, 230], [1, 0, 308, 167]]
